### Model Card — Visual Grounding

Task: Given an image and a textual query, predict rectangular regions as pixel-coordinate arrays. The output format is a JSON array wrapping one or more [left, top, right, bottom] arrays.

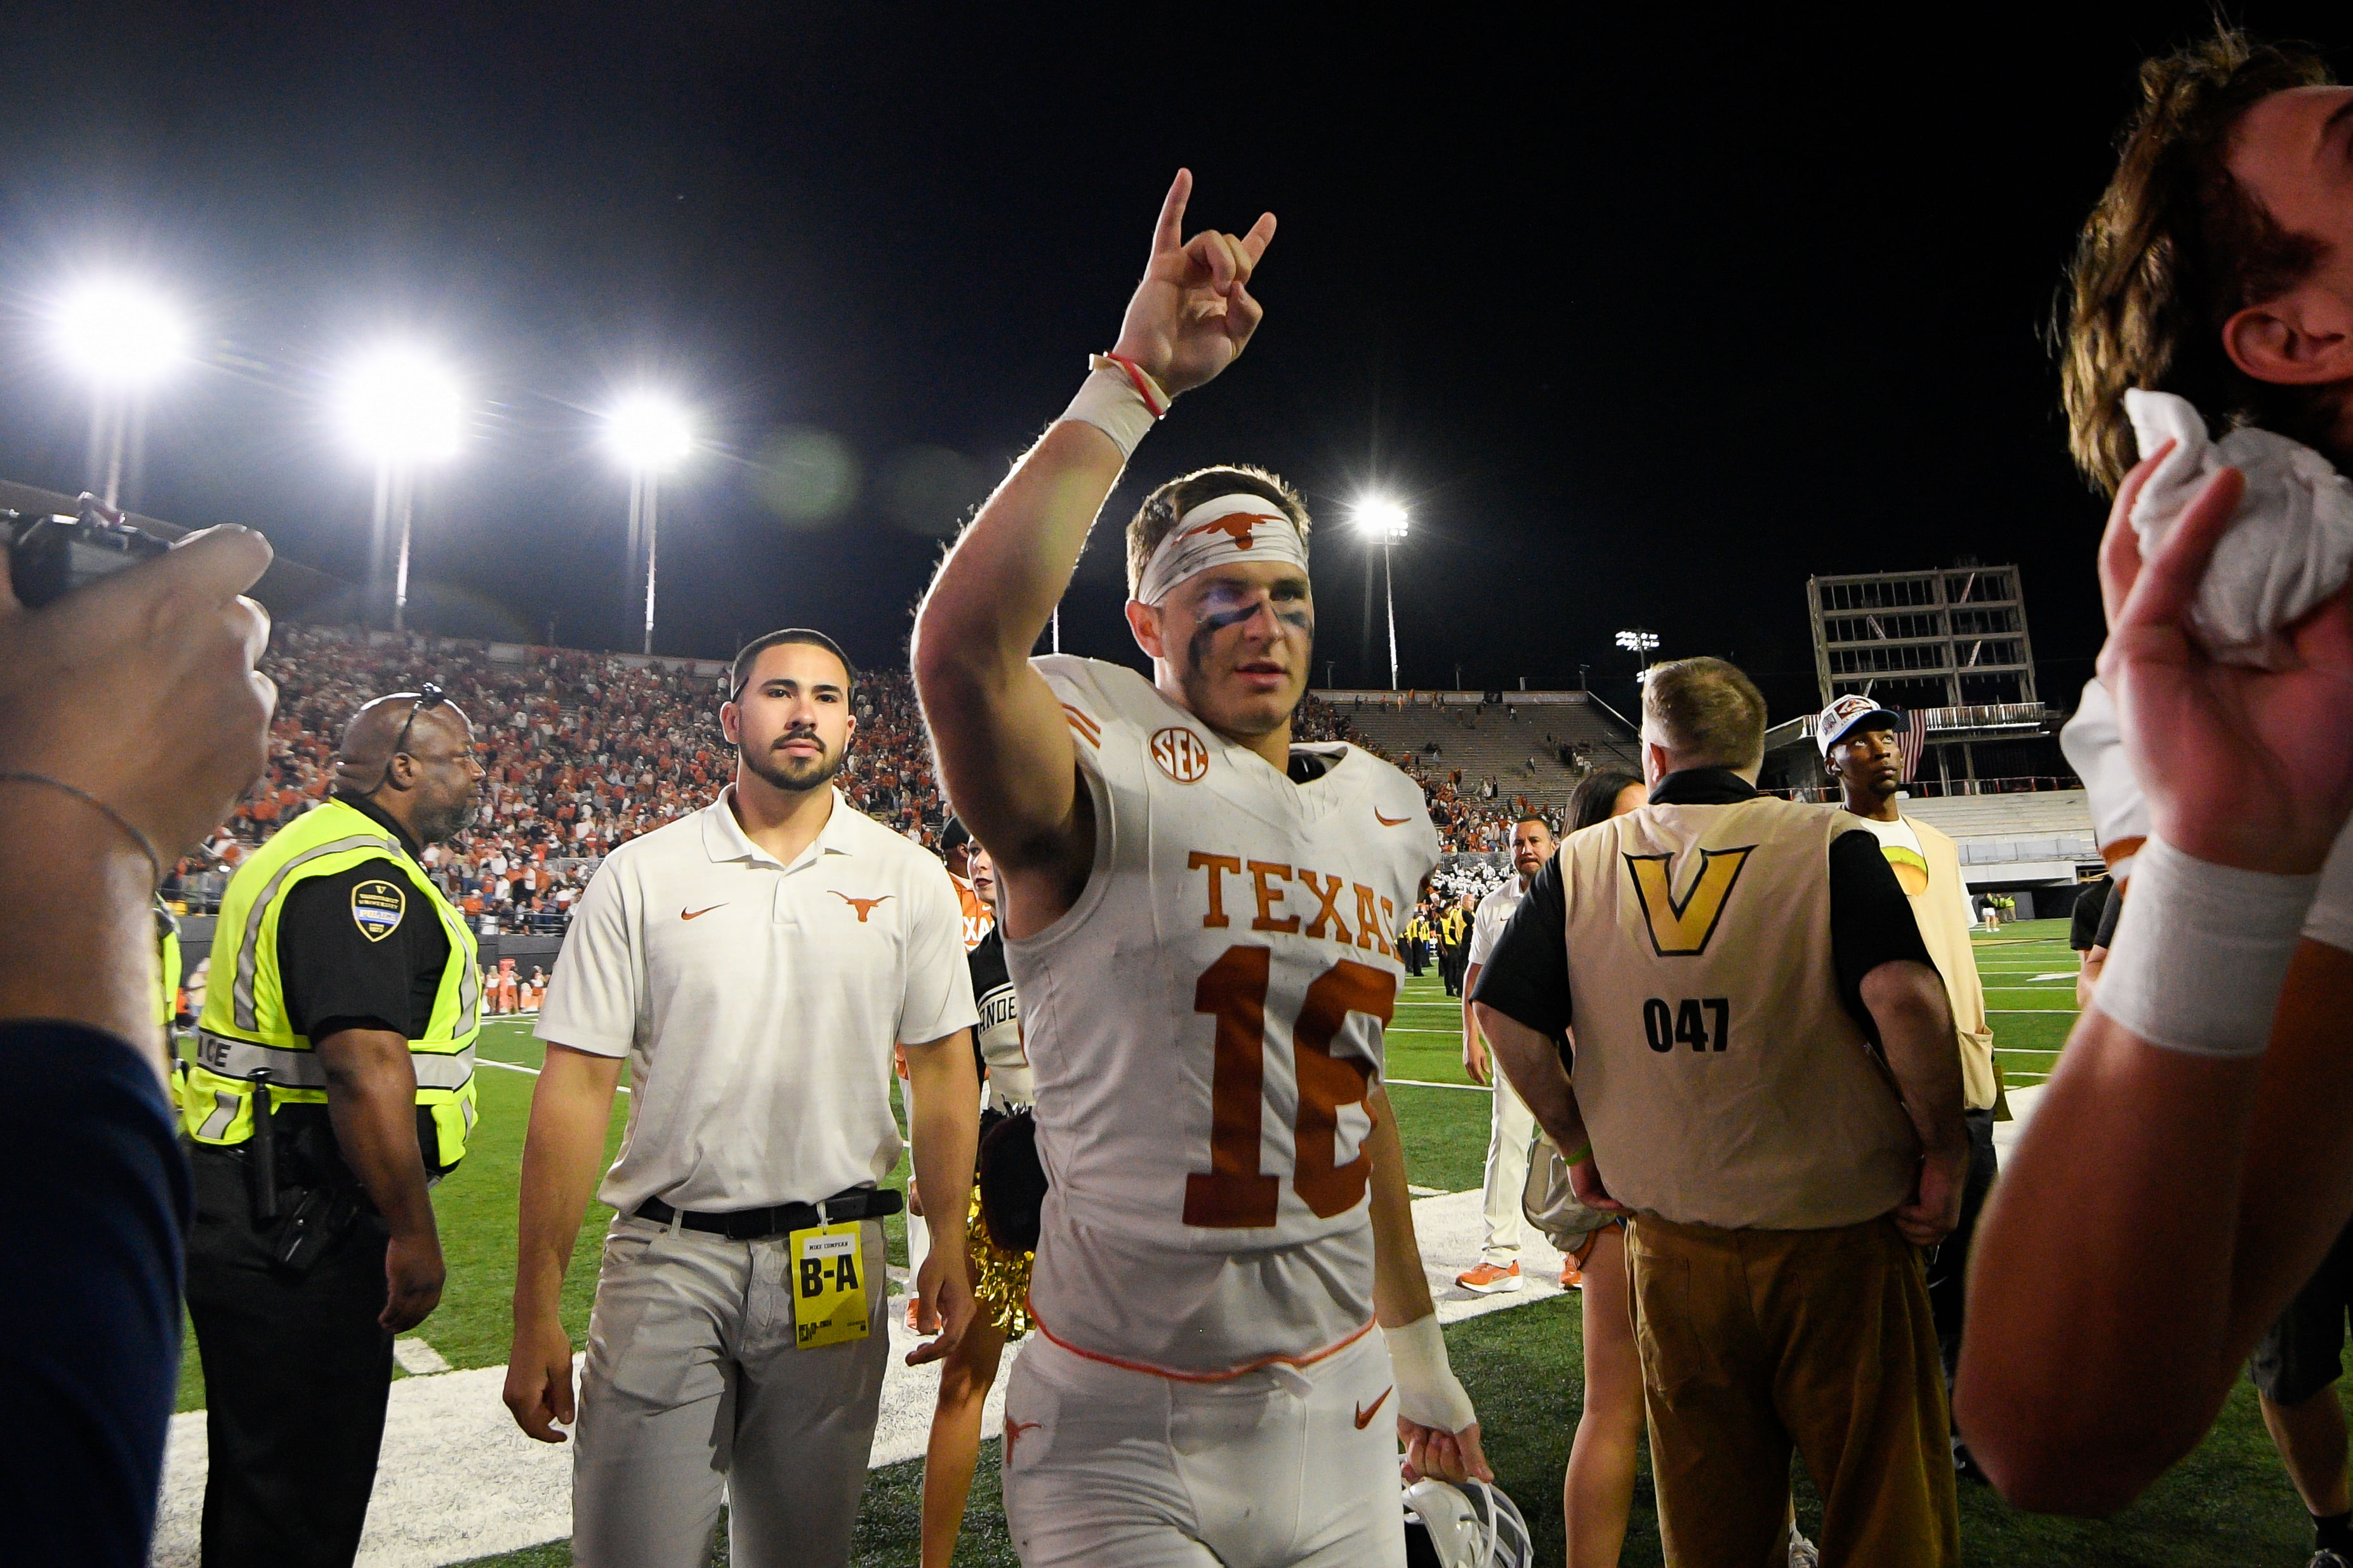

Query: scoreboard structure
[[1806, 563, 2038, 712]]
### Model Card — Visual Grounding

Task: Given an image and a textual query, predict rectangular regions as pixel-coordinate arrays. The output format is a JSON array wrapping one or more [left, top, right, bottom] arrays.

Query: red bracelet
[[1100, 352, 1167, 418]]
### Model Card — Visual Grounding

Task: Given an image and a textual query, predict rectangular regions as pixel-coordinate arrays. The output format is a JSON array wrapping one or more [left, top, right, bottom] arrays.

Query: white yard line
[[392, 1338, 453, 1376], [1387, 1077, 1488, 1092], [475, 1055, 632, 1093]]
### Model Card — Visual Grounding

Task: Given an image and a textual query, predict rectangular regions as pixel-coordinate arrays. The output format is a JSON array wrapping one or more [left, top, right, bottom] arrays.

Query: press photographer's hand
[[0, 524, 277, 866]]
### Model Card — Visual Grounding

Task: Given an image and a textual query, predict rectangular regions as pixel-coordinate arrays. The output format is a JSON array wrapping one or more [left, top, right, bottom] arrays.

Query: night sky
[[0, 4, 2342, 722]]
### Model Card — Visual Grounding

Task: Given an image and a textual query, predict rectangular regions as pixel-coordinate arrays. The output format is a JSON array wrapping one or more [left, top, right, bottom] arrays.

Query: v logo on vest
[[1623, 846, 1756, 957]]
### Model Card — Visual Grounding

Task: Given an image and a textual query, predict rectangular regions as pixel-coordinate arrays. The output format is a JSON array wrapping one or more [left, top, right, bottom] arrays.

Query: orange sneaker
[[1560, 1263, 1584, 1291], [1455, 1261, 1523, 1294]]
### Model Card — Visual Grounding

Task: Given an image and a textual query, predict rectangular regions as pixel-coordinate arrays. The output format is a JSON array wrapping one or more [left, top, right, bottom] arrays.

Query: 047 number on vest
[[1643, 996, 1730, 1053]]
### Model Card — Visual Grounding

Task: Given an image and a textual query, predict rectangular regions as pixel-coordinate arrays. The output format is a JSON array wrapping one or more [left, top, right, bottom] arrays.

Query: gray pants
[[572, 1213, 891, 1568]]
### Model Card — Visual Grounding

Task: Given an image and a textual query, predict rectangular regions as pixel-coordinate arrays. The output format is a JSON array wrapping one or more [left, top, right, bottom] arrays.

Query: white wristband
[[1057, 354, 1168, 461], [2097, 836, 2319, 1057], [1382, 1314, 1476, 1435]]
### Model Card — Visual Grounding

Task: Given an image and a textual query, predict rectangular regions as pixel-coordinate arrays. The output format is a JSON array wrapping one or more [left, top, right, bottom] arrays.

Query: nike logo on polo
[[1375, 810, 1412, 827], [832, 892, 894, 923], [1355, 1387, 1393, 1429], [680, 904, 728, 921]]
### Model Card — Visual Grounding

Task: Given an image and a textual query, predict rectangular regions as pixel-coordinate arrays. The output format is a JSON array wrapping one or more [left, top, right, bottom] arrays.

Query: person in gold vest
[[1474, 657, 1966, 1568], [180, 688, 485, 1568], [1817, 694, 2005, 1486]]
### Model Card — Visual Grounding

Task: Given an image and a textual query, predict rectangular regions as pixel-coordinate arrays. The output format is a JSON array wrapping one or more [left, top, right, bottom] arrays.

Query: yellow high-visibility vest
[[155, 902, 183, 1029], [181, 797, 481, 1166]]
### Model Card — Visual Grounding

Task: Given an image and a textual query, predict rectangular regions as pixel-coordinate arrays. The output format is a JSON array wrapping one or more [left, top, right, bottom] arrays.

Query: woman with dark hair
[[1554, 767, 1662, 1566], [1568, 768, 1645, 834]]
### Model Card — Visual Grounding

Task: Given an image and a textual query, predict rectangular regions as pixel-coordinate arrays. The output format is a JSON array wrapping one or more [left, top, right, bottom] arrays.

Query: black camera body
[[5, 495, 170, 609]]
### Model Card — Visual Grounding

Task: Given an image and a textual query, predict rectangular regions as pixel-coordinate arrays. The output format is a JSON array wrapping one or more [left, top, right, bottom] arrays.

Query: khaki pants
[[1626, 1213, 1958, 1568], [572, 1213, 891, 1568], [1478, 1071, 1537, 1265]]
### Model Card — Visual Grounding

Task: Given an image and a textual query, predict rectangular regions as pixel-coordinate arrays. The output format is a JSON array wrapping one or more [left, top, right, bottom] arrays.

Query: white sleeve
[[898, 861, 981, 1046], [534, 857, 640, 1058], [2304, 819, 2353, 954]]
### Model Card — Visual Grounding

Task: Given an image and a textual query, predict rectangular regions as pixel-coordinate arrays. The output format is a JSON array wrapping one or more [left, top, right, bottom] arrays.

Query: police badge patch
[[350, 880, 407, 942]]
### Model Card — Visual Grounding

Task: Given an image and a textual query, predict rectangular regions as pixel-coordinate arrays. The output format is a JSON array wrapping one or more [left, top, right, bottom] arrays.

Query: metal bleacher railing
[[1766, 774, 2082, 803]]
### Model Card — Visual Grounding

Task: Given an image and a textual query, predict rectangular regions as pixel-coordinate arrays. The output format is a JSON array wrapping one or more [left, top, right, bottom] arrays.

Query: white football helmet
[[1402, 1477, 1534, 1568]]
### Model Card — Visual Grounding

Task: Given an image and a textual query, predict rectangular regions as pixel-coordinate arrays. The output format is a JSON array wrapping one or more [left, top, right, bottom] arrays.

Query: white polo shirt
[[1466, 875, 1528, 970], [537, 785, 978, 1214]]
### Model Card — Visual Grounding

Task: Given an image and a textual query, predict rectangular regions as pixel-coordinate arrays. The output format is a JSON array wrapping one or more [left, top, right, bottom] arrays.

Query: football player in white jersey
[[912, 171, 1487, 1568]]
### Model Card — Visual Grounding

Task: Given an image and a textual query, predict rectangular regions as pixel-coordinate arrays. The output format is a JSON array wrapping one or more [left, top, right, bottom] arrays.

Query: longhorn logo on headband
[[1178, 512, 1288, 548]]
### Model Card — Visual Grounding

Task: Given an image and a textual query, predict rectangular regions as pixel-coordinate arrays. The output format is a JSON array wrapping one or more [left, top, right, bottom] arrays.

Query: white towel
[[2126, 388, 2353, 669], [2058, 677, 2150, 878]]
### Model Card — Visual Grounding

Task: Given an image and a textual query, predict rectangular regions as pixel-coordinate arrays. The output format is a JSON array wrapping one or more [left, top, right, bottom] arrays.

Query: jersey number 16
[[1183, 944, 1397, 1230]]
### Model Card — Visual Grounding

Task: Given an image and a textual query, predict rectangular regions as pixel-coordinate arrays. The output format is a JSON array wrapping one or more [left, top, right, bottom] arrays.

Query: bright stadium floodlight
[[341, 345, 464, 634], [54, 279, 188, 389], [53, 278, 190, 510], [1354, 497, 1410, 543], [1351, 496, 1411, 690], [606, 393, 694, 472], [340, 346, 463, 463], [605, 393, 696, 656], [1616, 627, 1661, 682]]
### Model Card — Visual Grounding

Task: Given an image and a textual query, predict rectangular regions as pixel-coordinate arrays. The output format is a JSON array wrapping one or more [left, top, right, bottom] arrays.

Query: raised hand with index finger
[[1110, 169, 1277, 399]]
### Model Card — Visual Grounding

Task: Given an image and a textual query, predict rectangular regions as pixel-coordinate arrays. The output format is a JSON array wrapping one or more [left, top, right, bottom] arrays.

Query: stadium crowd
[[161, 626, 1542, 928]]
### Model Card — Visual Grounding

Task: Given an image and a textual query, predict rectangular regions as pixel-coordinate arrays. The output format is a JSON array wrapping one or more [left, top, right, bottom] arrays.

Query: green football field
[[179, 919, 2323, 1565]]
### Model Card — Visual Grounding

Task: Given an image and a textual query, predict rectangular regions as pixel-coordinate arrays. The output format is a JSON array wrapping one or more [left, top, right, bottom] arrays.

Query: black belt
[[632, 1185, 903, 1241]]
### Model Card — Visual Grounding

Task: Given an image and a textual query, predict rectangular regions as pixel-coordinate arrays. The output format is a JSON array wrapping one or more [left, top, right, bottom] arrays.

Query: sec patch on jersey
[[350, 878, 408, 942]]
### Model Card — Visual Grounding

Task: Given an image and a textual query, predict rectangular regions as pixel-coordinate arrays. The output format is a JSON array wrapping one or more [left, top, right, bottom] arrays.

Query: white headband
[[1133, 492, 1309, 607]]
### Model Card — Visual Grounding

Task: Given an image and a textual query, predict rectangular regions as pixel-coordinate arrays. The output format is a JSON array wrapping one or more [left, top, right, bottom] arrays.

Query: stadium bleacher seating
[[1333, 692, 1641, 814], [1902, 788, 2100, 875], [163, 628, 1542, 923]]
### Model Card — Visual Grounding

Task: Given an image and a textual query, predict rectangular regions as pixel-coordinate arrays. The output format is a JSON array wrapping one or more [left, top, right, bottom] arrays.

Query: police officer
[[180, 687, 486, 1567]]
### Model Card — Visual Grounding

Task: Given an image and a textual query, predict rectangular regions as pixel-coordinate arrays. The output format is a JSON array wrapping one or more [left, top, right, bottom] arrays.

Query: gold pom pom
[[966, 1187, 1035, 1338]]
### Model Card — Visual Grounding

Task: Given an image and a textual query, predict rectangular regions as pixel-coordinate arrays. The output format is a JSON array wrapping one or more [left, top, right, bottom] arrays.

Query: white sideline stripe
[[1387, 1077, 1488, 1092], [149, 1187, 1541, 1568]]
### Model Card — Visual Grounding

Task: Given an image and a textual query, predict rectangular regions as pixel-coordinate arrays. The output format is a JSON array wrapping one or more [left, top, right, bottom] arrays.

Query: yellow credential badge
[[791, 1220, 869, 1348]]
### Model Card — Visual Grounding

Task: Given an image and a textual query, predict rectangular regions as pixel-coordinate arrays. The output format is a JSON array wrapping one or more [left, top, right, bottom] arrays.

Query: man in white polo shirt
[[501, 629, 981, 1568], [1455, 813, 1557, 1296]]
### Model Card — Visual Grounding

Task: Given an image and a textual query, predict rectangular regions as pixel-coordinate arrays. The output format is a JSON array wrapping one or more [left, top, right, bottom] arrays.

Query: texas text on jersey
[[1006, 655, 1442, 1375]]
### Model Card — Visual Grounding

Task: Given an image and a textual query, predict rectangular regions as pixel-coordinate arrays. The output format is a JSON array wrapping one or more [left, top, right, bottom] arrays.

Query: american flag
[[1893, 708, 1927, 784]]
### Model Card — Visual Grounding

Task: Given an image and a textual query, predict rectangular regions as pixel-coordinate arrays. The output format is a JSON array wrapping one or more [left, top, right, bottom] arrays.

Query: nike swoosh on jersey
[[680, 904, 728, 920], [1375, 811, 1412, 827], [1355, 1387, 1393, 1428]]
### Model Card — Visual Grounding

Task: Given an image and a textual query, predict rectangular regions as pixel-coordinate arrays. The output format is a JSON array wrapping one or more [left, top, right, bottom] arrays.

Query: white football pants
[[1001, 1328, 1407, 1568]]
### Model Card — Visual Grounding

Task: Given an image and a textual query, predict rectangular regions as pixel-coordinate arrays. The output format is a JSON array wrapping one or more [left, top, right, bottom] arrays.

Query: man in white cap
[[1819, 692, 1999, 1480]]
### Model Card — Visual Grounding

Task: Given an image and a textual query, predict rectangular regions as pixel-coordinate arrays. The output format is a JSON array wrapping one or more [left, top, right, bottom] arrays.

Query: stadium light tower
[[1615, 626, 1661, 682], [606, 393, 694, 655], [341, 346, 463, 634], [52, 278, 189, 510], [1353, 497, 1410, 690]]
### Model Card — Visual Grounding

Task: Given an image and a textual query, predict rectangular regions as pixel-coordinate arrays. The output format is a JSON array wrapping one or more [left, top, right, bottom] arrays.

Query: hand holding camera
[[0, 515, 279, 870]]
